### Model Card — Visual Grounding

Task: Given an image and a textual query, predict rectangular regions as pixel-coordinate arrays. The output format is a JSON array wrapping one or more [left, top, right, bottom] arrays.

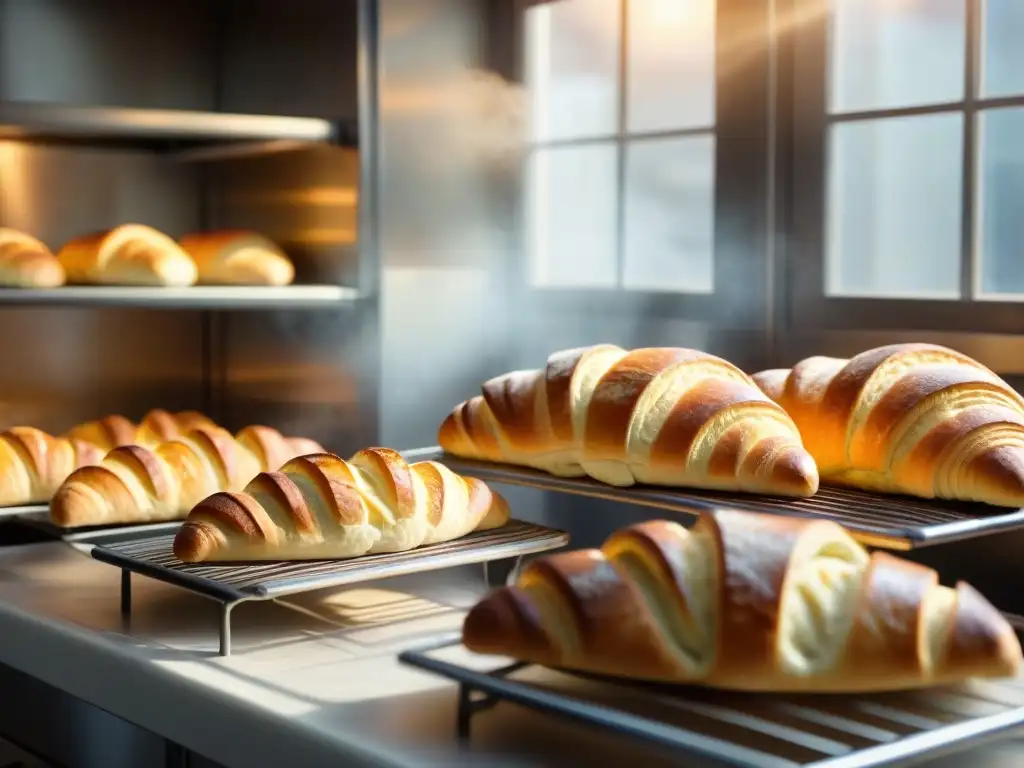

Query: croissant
[[64, 409, 216, 452], [439, 345, 818, 497], [56, 224, 198, 286], [179, 231, 295, 286], [752, 343, 1024, 506], [0, 427, 104, 505], [464, 509, 1022, 692], [50, 426, 325, 527], [173, 448, 510, 562], [0, 228, 65, 288]]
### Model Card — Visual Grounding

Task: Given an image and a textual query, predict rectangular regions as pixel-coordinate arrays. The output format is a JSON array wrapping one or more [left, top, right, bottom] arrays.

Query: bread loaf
[[174, 448, 509, 562], [50, 426, 325, 527], [440, 345, 818, 496], [0, 428, 104, 505], [753, 344, 1024, 506], [464, 509, 1022, 692], [65, 409, 216, 452], [179, 231, 294, 286], [0, 229, 65, 288], [57, 225, 197, 286]]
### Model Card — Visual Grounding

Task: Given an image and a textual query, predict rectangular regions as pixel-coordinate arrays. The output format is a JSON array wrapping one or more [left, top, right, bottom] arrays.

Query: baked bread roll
[[173, 448, 509, 562], [65, 409, 216, 452], [179, 231, 294, 286], [50, 426, 324, 527], [439, 345, 818, 497], [464, 509, 1022, 692], [0, 428, 104, 505], [753, 343, 1024, 506], [0, 229, 65, 288], [57, 224, 197, 286]]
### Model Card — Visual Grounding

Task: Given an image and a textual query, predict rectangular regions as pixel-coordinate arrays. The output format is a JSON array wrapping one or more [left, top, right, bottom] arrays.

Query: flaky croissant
[[50, 425, 325, 527], [464, 509, 1022, 692], [173, 448, 510, 562], [439, 345, 818, 497], [64, 409, 217, 452], [753, 343, 1024, 506], [0, 427, 104, 505]]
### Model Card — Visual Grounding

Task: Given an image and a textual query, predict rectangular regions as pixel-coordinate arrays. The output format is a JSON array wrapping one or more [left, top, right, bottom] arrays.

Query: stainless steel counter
[[0, 540, 1021, 768]]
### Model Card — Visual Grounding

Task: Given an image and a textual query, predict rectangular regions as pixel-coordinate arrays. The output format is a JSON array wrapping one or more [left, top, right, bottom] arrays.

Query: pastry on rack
[[65, 409, 216, 452], [0, 229, 65, 288], [439, 345, 819, 497], [463, 508, 1022, 692], [173, 448, 510, 562], [753, 343, 1024, 506], [179, 231, 295, 286], [0, 427, 105, 505], [56, 224, 198, 286], [50, 425, 325, 527]]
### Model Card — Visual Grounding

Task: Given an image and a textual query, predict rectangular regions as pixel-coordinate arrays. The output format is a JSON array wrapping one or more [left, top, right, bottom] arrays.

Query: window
[[823, 0, 1024, 301], [523, 0, 717, 293]]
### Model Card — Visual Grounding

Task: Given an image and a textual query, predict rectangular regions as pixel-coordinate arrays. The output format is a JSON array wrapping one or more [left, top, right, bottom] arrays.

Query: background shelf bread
[[405, 447, 1024, 551], [0, 285, 360, 309], [0, 101, 348, 153]]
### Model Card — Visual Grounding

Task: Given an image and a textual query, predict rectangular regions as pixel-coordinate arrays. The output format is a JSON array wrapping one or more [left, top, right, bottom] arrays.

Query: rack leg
[[120, 570, 132, 617], [219, 603, 235, 657], [456, 684, 474, 743]]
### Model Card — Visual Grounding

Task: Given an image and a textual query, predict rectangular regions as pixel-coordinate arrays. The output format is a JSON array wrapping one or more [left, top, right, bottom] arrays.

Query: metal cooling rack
[[0, 503, 47, 519], [12, 511, 183, 542], [403, 448, 1024, 550], [400, 630, 1024, 768], [90, 520, 568, 656]]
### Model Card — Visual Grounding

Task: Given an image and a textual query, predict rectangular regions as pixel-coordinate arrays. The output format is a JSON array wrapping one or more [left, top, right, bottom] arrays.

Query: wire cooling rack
[[89, 520, 569, 656], [400, 626, 1024, 768], [402, 448, 1024, 550]]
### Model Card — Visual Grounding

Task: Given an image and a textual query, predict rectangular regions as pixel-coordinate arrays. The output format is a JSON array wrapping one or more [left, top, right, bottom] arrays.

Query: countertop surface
[[0, 538, 1021, 768]]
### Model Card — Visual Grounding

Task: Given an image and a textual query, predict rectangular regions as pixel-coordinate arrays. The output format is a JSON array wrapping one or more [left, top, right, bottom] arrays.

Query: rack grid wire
[[403, 448, 1024, 550], [90, 520, 568, 656], [399, 627, 1024, 768]]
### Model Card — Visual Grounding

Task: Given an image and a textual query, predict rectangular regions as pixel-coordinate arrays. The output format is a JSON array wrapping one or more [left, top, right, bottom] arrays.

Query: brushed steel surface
[[0, 285, 359, 309]]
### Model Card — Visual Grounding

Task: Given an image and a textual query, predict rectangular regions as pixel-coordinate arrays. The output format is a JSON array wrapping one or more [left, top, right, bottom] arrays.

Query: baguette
[[753, 343, 1024, 506], [464, 509, 1022, 692], [57, 224, 197, 286], [50, 426, 324, 527], [0, 428, 104, 505], [174, 448, 509, 562], [440, 345, 818, 496], [0, 229, 65, 288], [179, 231, 294, 286]]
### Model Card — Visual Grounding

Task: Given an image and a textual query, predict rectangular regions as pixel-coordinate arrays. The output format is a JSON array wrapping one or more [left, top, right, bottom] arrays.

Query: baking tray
[[400, 626, 1024, 768], [403, 448, 1024, 550], [90, 520, 569, 656]]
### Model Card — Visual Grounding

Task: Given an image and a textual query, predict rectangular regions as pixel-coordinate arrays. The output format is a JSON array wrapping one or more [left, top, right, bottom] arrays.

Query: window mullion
[[961, 0, 981, 300], [614, 0, 629, 289]]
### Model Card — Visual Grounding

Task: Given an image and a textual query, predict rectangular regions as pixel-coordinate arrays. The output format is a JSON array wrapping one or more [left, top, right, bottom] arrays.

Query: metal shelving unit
[[404, 448, 1024, 550], [89, 520, 569, 656], [0, 285, 360, 310], [0, 102, 340, 150], [401, 630, 1024, 768]]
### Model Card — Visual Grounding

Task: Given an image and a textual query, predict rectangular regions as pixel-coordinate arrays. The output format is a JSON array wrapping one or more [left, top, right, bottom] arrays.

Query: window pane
[[827, 114, 963, 298], [525, 0, 620, 142], [623, 135, 715, 292], [626, 0, 715, 132], [829, 0, 965, 113], [978, 108, 1024, 296], [527, 145, 618, 288], [981, 0, 1024, 97]]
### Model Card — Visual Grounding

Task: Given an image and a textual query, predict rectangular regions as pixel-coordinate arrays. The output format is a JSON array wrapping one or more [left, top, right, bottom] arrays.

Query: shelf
[[0, 285, 360, 310], [406, 447, 1024, 550], [0, 102, 339, 151]]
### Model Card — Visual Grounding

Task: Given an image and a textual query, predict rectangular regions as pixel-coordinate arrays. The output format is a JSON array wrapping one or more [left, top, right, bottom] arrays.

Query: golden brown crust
[[174, 448, 511, 562], [0, 229, 65, 288], [179, 230, 294, 287], [440, 345, 819, 496], [57, 224, 198, 287], [754, 343, 1024, 505], [462, 509, 1022, 692]]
